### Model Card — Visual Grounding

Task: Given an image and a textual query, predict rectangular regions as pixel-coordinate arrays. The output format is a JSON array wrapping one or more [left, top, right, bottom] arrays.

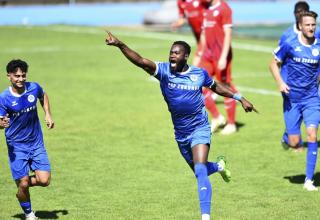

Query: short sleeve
[[34, 82, 45, 99], [273, 43, 288, 63], [202, 69, 214, 88], [0, 97, 7, 118], [153, 62, 168, 82], [222, 4, 232, 28], [177, 0, 184, 17]]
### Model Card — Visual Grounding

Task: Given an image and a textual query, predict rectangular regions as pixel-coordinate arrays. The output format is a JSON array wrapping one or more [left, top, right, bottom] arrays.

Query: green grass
[[0, 25, 319, 220]]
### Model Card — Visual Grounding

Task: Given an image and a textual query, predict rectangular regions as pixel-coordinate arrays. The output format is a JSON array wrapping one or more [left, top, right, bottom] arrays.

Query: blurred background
[[0, 0, 319, 39]]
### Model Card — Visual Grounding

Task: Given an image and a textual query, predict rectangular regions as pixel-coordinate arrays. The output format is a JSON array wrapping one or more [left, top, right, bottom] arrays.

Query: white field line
[[32, 26, 275, 53], [4, 26, 278, 96]]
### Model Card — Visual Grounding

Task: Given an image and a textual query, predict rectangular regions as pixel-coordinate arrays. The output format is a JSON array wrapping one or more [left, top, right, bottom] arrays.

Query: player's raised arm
[[105, 31, 156, 75], [209, 81, 258, 113]]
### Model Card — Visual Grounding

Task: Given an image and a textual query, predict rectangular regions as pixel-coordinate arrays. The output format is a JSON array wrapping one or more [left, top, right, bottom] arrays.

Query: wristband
[[233, 93, 242, 101]]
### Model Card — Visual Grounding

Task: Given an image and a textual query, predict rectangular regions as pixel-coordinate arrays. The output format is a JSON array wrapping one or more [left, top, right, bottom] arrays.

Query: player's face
[[7, 68, 27, 89], [169, 44, 189, 73], [299, 16, 316, 39]]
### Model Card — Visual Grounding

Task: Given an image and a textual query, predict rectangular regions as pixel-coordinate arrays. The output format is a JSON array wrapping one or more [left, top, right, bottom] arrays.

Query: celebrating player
[[106, 31, 257, 219], [269, 11, 320, 191], [0, 59, 54, 219], [196, 0, 238, 135]]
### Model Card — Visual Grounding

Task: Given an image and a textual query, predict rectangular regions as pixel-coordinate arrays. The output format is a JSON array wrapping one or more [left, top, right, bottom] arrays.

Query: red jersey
[[177, 0, 206, 42], [202, 1, 232, 61]]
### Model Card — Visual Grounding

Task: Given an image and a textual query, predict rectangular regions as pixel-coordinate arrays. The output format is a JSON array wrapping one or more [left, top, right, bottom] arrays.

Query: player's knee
[[39, 177, 50, 187], [18, 179, 30, 190], [194, 163, 207, 178]]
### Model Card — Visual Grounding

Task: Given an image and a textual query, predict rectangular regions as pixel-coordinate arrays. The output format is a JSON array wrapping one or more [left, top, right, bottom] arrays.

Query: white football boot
[[303, 179, 318, 191], [220, 123, 237, 135], [25, 211, 38, 220], [211, 115, 226, 133]]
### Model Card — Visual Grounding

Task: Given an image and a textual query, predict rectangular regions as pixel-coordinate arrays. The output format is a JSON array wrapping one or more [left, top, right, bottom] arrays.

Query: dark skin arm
[[106, 31, 258, 113], [209, 81, 258, 113], [106, 31, 156, 75]]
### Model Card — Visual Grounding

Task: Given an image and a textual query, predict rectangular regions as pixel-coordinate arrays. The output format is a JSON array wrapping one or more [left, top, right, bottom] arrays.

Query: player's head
[[298, 10, 318, 39], [169, 41, 191, 73], [294, 1, 309, 22], [6, 59, 28, 89]]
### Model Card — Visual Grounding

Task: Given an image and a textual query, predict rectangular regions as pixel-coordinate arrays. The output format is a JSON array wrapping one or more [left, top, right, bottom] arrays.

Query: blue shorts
[[7, 143, 51, 180], [283, 97, 320, 135], [176, 125, 211, 165]]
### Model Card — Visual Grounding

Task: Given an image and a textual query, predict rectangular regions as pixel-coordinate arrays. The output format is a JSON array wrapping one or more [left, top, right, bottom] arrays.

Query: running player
[[0, 59, 54, 219]]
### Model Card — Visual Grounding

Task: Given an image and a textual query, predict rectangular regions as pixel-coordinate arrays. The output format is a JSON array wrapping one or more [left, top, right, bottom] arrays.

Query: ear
[[185, 54, 189, 60]]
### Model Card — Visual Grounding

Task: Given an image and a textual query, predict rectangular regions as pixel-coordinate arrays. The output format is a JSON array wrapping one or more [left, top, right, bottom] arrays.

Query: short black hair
[[294, 1, 309, 13], [6, 59, 28, 73], [172, 41, 191, 55], [298, 10, 318, 23]]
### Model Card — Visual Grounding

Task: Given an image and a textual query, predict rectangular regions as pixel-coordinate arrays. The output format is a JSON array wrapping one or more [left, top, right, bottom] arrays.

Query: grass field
[[0, 25, 319, 220]]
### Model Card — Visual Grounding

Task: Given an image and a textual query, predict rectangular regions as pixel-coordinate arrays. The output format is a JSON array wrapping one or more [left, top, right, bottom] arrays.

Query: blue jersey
[[154, 62, 214, 136], [274, 34, 320, 102], [0, 82, 44, 148], [279, 24, 320, 82]]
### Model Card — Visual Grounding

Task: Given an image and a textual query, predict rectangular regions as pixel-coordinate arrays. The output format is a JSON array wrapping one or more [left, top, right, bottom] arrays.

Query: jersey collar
[[298, 32, 317, 47], [9, 86, 27, 97]]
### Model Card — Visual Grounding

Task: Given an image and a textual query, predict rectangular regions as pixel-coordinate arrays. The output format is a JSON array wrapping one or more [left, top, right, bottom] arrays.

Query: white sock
[[202, 214, 210, 220]]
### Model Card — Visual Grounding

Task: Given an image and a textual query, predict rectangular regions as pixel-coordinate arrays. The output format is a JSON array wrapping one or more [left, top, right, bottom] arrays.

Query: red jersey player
[[196, 0, 238, 135], [172, 0, 207, 64]]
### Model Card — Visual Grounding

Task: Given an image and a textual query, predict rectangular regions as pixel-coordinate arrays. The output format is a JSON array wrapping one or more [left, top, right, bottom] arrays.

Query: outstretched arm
[[106, 31, 156, 75], [209, 82, 258, 113], [40, 93, 54, 129]]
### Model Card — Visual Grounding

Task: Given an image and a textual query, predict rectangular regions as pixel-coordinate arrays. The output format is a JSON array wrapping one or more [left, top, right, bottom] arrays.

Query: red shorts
[[198, 57, 232, 83]]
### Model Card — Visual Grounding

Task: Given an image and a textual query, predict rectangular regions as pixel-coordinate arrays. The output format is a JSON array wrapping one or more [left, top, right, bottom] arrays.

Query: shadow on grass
[[12, 210, 68, 219], [283, 172, 320, 186]]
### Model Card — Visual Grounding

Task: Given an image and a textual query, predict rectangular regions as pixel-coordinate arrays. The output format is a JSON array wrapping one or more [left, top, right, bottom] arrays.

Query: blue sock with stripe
[[195, 163, 212, 215], [20, 201, 32, 214], [306, 142, 318, 180]]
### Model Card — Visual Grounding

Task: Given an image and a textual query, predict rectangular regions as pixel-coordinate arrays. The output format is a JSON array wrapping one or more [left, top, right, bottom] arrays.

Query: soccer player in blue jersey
[[278, 1, 320, 151], [0, 59, 54, 220], [106, 32, 257, 220], [270, 11, 320, 191]]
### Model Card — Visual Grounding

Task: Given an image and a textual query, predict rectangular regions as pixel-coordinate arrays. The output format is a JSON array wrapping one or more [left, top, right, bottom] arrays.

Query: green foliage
[[0, 25, 318, 219]]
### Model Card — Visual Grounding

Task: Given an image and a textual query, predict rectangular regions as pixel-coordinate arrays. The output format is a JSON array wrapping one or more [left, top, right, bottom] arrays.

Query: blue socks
[[20, 201, 32, 214], [306, 142, 318, 180], [195, 163, 212, 216], [207, 162, 219, 176]]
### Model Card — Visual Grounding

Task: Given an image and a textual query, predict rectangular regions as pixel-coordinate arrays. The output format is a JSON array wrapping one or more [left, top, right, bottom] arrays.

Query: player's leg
[[198, 59, 224, 132], [282, 95, 303, 150], [302, 102, 319, 191], [218, 59, 237, 135], [192, 143, 212, 220], [177, 137, 219, 176], [30, 146, 51, 187], [8, 148, 37, 218], [284, 101, 304, 151]]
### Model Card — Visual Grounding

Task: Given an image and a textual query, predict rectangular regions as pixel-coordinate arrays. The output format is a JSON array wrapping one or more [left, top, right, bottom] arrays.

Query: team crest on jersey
[[190, 74, 198, 82], [213, 10, 219, 17], [27, 94, 35, 103], [312, 48, 319, 57]]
